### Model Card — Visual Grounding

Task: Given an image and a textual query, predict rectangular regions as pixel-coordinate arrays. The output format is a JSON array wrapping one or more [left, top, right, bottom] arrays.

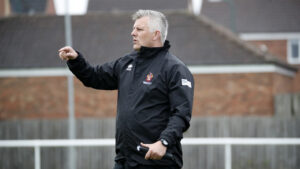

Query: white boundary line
[[0, 64, 296, 78], [0, 68, 73, 77], [239, 32, 300, 41], [188, 64, 295, 77]]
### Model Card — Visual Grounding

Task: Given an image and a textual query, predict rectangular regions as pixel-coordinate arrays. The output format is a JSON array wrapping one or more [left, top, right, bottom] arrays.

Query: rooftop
[[0, 10, 296, 72]]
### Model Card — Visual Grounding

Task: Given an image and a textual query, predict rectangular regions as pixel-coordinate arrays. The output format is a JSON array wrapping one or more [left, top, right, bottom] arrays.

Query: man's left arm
[[159, 64, 194, 147], [141, 64, 194, 160]]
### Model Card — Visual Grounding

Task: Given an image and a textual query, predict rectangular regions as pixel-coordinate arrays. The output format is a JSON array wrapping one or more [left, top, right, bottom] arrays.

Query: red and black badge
[[145, 72, 153, 82]]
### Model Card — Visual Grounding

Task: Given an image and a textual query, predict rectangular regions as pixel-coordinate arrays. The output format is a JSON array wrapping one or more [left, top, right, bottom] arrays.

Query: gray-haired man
[[59, 10, 194, 169]]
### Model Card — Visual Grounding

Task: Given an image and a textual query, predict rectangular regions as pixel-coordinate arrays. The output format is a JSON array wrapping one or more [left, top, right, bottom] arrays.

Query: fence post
[[34, 146, 41, 169], [225, 144, 232, 169]]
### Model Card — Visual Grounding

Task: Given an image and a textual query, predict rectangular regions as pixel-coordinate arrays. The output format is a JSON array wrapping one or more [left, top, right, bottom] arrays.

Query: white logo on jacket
[[181, 79, 192, 88], [126, 64, 133, 71]]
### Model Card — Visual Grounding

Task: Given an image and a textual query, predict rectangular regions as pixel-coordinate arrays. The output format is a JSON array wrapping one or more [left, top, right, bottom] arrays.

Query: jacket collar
[[137, 40, 171, 58]]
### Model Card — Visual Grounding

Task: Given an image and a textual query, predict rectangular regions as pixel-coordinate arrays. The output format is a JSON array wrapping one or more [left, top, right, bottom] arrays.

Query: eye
[[132, 26, 143, 32]]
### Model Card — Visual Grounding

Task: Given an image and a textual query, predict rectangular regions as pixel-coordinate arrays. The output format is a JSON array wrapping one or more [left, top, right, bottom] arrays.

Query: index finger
[[140, 142, 150, 148], [58, 46, 71, 52]]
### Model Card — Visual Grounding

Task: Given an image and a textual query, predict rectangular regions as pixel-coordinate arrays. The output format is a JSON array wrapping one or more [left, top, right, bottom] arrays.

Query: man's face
[[131, 16, 155, 51]]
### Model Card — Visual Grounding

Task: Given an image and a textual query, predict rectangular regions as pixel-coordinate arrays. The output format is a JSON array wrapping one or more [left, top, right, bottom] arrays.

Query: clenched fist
[[58, 46, 78, 61]]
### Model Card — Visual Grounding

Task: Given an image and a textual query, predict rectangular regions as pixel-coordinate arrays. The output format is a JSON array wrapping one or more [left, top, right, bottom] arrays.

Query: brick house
[[0, 0, 55, 17], [200, 0, 300, 92], [0, 11, 297, 120]]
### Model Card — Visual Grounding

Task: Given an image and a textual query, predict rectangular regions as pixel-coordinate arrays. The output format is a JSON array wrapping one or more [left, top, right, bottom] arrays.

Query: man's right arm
[[58, 46, 118, 90]]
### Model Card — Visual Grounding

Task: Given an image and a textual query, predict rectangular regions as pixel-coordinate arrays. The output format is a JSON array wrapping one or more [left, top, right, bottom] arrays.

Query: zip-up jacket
[[67, 41, 194, 168]]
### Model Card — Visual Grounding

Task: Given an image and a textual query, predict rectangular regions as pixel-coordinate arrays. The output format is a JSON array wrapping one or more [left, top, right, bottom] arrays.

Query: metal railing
[[0, 138, 300, 169]]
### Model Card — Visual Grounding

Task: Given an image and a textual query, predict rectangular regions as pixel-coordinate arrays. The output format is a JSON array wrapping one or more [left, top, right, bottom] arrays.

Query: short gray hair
[[132, 9, 168, 44]]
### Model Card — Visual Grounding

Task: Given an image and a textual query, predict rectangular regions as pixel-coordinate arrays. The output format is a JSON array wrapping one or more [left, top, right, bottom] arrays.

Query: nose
[[131, 29, 136, 36]]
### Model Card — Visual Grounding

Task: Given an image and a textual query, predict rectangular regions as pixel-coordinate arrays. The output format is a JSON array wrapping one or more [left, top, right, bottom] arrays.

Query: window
[[10, 0, 46, 14], [288, 39, 300, 64]]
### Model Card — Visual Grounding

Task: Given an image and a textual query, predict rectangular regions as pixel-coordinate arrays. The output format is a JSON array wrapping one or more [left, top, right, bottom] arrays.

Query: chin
[[133, 45, 141, 51]]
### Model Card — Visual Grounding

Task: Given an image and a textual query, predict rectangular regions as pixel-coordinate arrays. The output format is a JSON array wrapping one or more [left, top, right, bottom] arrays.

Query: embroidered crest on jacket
[[143, 72, 153, 85]]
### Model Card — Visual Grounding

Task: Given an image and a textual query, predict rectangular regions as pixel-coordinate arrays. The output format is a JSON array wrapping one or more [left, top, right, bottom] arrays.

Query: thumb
[[140, 143, 152, 160]]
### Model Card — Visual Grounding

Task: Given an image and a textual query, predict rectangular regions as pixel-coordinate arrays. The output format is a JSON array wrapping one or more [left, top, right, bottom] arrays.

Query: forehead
[[133, 16, 149, 28]]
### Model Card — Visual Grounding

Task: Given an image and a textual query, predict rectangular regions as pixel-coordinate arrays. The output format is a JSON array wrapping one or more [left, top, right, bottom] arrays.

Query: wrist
[[70, 51, 79, 60], [160, 138, 169, 147]]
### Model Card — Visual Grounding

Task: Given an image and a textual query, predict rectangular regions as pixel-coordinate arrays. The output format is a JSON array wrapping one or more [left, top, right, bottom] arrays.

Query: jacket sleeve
[[67, 51, 119, 90], [159, 64, 194, 147]]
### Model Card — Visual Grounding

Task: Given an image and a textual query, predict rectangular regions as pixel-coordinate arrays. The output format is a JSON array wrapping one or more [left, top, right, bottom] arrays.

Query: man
[[59, 10, 194, 169]]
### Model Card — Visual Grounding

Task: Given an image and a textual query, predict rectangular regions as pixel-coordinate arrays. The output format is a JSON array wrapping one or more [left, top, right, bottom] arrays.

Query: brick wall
[[272, 73, 294, 94], [0, 0, 5, 17], [293, 65, 300, 92], [0, 72, 295, 119], [74, 78, 117, 117], [0, 77, 68, 119], [193, 73, 275, 116], [46, 0, 55, 15], [0, 76, 118, 120], [67, 73, 295, 117], [248, 40, 300, 92], [249, 40, 287, 62], [197, 72, 293, 116]]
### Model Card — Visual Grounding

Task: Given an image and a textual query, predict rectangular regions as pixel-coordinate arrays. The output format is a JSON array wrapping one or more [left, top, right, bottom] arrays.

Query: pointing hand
[[58, 46, 78, 61]]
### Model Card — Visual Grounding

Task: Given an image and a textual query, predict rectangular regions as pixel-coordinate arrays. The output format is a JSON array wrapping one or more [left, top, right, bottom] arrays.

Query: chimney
[[188, 0, 203, 15], [0, 0, 11, 17]]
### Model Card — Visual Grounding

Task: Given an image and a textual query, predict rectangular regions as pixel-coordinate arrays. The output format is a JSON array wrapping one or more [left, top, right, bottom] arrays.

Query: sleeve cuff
[[159, 136, 172, 148], [67, 51, 85, 69]]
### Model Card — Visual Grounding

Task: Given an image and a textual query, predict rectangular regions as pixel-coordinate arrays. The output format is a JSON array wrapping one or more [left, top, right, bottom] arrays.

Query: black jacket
[[67, 41, 194, 168]]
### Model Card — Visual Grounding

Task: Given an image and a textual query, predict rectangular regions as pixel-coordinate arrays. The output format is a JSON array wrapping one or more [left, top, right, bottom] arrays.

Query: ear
[[153, 30, 161, 41]]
